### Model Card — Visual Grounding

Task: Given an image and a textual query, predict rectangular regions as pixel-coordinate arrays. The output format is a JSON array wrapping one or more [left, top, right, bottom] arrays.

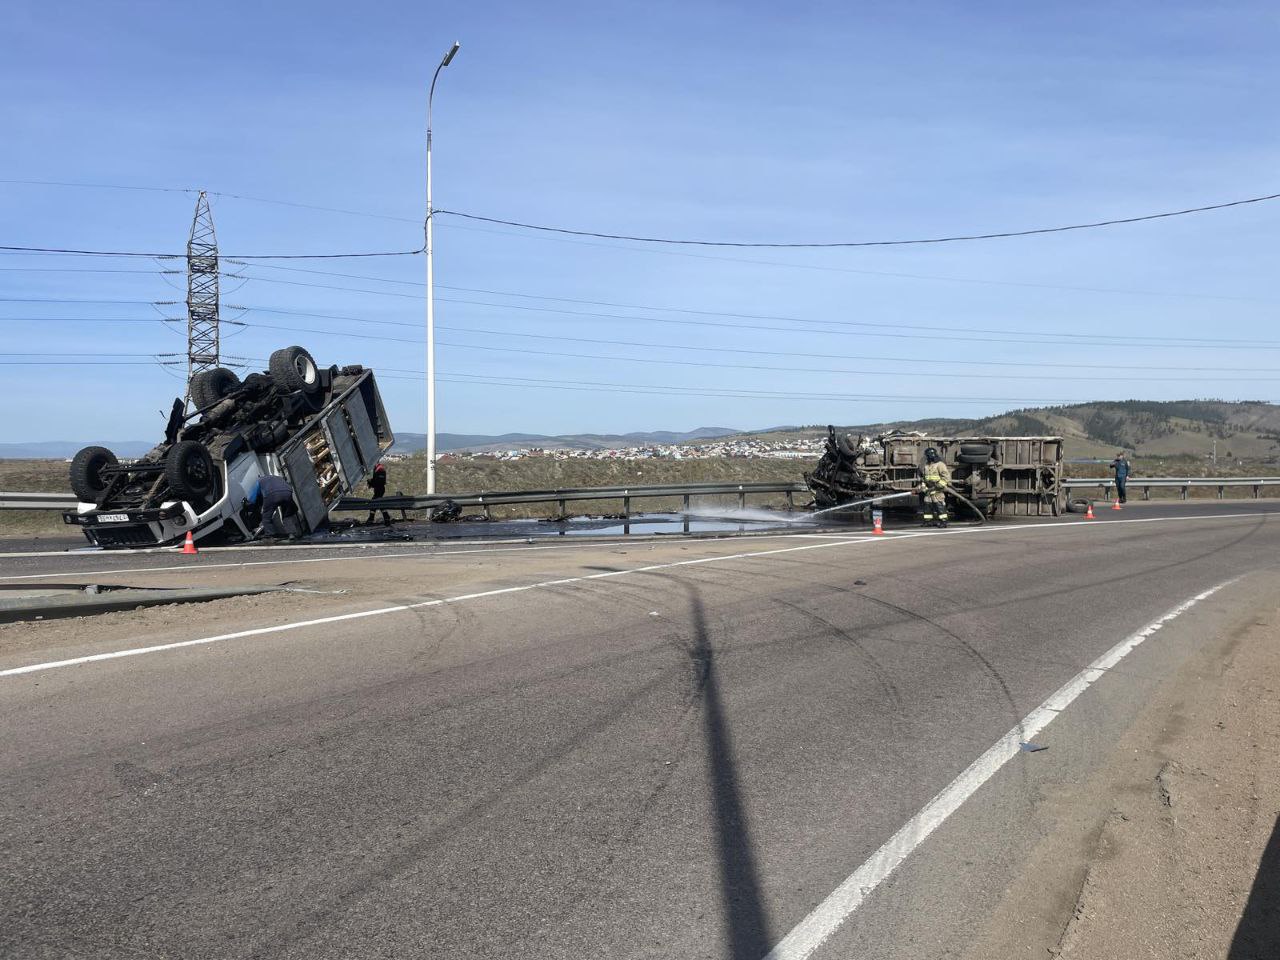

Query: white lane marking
[[1, 508, 1265, 679], [0, 537, 874, 678], [1, 508, 1267, 583], [0, 531, 835, 583], [762, 577, 1238, 960]]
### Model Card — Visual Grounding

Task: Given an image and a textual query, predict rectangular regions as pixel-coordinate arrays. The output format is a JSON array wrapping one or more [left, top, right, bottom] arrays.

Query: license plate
[[98, 513, 130, 523]]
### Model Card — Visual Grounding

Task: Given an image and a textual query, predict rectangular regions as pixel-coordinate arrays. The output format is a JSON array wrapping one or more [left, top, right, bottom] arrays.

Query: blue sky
[[1, 1, 1277, 442]]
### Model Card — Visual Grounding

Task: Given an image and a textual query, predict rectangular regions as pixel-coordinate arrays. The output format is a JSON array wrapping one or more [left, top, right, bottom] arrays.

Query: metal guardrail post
[[683, 493, 690, 513], [557, 498, 566, 518], [738, 488, 746, 510], [623, 495, 631, 518], [1255, 485, 1261, 499], [1182, 485, 1188, 500], [786, 490, 794, 510]]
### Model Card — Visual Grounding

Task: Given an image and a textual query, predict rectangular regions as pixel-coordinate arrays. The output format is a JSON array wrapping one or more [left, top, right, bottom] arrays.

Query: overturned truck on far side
[[64, 345, 393, 547], [805, 426, 1065, 519]]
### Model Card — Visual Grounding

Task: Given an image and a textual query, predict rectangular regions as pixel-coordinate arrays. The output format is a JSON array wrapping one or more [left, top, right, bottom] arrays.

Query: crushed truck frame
[[63, 345, 393, 547], [805, 426, 1065, 518]]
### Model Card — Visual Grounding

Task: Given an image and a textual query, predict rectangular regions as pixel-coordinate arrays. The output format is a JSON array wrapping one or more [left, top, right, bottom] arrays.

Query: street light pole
[[426, 40, 460, 494]]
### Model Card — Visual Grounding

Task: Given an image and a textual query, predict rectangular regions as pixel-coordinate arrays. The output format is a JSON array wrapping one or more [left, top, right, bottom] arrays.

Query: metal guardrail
[[1062, 477, 1280, 500], [0, 491, 79, 510], [7, 476, 1280, 515], [335, 480, 810, 518], [0, 481, 809, 517]]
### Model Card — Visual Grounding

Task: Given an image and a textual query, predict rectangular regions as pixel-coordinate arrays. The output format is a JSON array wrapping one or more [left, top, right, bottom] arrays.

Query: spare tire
[[70, 445, 118, 502], [164, 440, 217, 503], [959, 442, 993, 457], [1065, 497, 1092, 514], [269, 346, 320, 395], [190, 367, 242, 410], [957, 451, 992, 465]]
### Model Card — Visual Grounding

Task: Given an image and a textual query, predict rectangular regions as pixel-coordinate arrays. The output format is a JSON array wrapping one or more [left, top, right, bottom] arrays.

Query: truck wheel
[[957, 452, 992, 465], [269, 346, 321, 395], [190, 367, 241, 410], [70, 445, 118, 502], [164, 440, 217, 503]]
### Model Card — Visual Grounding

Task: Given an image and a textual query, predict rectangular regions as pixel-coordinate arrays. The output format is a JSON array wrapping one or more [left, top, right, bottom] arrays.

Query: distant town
[[431, 435, 825, 463]]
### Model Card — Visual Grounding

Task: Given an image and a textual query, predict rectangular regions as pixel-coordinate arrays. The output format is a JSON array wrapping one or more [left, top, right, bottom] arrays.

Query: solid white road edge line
[[0, 510, 1265, 678], [761, 576, 1239, 960], [0, 508, 1268, 583], [0, 532, 864, 583], [0, 536, 875, 678]]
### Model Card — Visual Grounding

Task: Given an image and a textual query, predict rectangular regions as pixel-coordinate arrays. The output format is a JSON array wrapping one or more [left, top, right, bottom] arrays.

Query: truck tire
[[70, 445, 118, 502], [959, 442, 993, 457], [269, 346, 320, 395], [957, 451, 992, 465], [1065, 497, 1091, 514], [164, 440, 217, 503], [190, 367, 241, 410]]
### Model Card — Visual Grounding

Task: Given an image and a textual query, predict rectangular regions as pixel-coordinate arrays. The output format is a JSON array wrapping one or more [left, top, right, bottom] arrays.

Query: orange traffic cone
[[1112, 499, 1122, 511], [872, 515, 884, 535], [1085, 503, 1096, 520], [182, 531, 198, 554]]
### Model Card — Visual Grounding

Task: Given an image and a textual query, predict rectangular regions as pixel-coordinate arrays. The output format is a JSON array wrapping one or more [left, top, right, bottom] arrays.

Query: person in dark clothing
[[1110, 451, 1131, 503], [248, 474, 297, 538], [365, 463, 392, 526]]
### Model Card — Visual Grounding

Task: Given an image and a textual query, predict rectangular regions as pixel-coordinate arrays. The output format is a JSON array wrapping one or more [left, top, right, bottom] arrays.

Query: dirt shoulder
[[962, 575, 1280, 960]]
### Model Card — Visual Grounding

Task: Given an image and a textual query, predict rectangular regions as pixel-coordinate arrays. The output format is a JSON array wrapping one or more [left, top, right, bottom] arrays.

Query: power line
[[432, 191, 1280, 248], [433, 296, 1276, 348], [13, 178, 1274, 250], [13, 291, 1268, 351], [0, 243, 423, 260]]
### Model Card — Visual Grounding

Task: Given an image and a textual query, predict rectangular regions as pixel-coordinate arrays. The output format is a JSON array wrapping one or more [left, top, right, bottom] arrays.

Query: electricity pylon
[[185, 190, 220, 403]]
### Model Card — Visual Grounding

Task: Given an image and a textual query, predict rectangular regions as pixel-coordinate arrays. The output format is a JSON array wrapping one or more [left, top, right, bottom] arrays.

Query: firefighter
[[919, 447, 951, 527], [365, 463, 392, 527]]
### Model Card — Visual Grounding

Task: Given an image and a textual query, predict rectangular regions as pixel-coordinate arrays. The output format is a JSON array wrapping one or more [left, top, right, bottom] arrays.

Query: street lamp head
[[441, 41, 460, 67]]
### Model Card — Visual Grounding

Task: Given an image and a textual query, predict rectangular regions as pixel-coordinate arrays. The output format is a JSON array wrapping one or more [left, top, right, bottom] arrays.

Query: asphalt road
[[2, 501, 1277, 959]]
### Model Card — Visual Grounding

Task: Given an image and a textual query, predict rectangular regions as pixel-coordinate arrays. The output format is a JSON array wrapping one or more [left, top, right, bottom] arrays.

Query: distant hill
[[8, 402, 1280, 462], [727, 401, 1280, 462]]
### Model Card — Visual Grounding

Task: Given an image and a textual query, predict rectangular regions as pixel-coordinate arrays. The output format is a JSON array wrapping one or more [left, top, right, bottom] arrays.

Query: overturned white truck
[[63, 346, 394, 548]]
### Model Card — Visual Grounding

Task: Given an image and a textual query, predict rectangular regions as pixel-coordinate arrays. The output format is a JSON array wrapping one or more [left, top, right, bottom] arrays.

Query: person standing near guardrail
[[365, 463, 392, 527], [1110, 451, 1131, 503]]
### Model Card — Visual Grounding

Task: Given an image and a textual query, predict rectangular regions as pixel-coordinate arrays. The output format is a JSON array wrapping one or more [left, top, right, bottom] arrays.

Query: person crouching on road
[[919, 447, 951, 527], [1110, 451, 1131, 504], [365, 463, 392, 527], [248, 474, 298, 539]]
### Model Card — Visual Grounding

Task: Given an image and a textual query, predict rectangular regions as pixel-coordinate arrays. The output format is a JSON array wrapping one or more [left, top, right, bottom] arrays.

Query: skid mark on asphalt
[[767, 595, 907, 715], [248, 661, 690, 956], [762, 577, 1239, 960]]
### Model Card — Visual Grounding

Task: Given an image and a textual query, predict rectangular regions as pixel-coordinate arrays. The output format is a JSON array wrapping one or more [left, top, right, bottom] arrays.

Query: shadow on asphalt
[[1230, 813, 1280, 958], [686, 587, 774, 958]]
